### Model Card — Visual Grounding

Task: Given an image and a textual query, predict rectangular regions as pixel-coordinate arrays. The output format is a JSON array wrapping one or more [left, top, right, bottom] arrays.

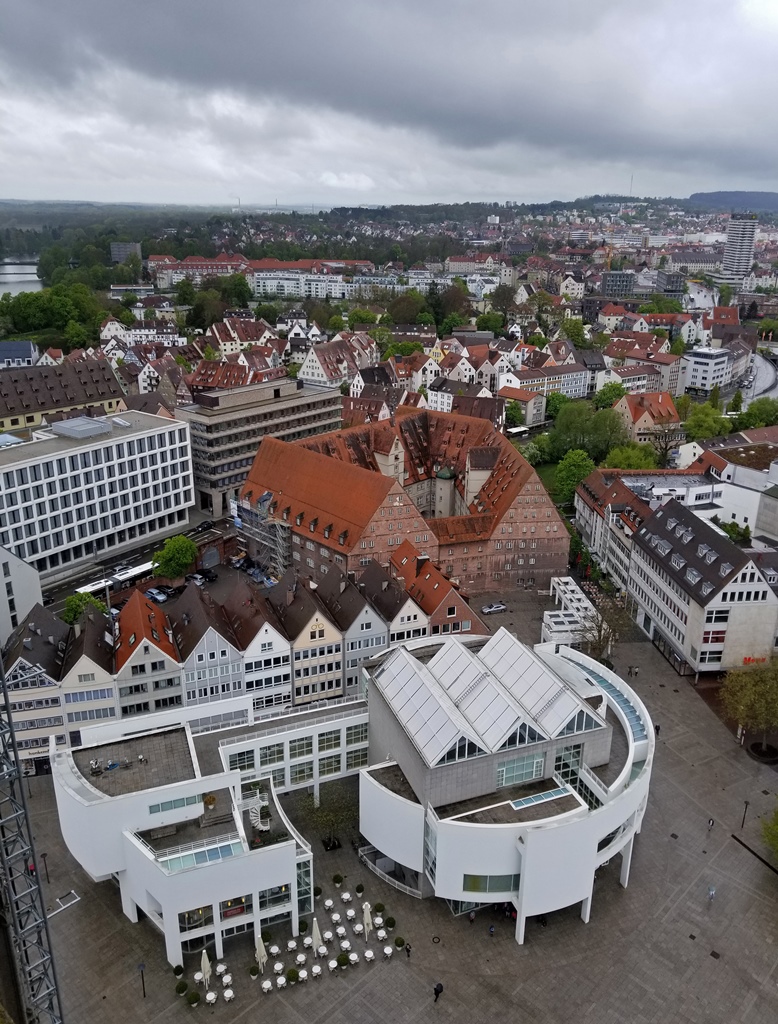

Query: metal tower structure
[[0, 657, 64, 1024]]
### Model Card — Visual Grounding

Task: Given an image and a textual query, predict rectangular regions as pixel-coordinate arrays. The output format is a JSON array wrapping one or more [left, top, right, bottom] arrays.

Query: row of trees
[[0, 282, 129, 349]]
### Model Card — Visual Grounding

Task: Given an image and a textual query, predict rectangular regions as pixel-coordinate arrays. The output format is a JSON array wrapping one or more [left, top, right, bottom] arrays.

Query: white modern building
[[722, 213, 758, 283], [0, 412, 194, 585], [359, 629, 653, 943], [51, 697, 371, 966], [682, 347, 731, 393], [0, 544, 41, 644]]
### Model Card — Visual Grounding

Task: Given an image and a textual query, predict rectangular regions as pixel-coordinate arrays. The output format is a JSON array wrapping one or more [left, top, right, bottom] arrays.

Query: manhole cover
[[432, 936, 440, 944]]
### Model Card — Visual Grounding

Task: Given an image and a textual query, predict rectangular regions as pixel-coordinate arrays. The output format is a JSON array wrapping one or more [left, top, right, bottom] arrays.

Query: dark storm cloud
[[1, 0, 776, 202]]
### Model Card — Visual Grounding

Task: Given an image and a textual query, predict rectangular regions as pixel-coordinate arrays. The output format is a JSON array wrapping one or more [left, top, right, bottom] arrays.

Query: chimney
[[73, 622, 81, 638], [415, 555, 429, 577], [381, 580, 388, 591]]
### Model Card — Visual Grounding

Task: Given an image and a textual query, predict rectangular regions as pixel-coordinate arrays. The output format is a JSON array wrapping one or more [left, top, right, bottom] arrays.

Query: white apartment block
[[683, 348, 732, 393], [0, 545, 41, 644], [0, 413, 194, 585]]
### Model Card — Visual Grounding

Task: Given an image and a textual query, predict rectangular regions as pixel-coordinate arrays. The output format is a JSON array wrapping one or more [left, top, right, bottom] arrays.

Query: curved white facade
[[359, 639, 653, 943]]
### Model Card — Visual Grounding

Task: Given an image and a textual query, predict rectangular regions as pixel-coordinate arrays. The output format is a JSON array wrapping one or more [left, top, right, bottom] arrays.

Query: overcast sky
[[1, 0, 777, 207]]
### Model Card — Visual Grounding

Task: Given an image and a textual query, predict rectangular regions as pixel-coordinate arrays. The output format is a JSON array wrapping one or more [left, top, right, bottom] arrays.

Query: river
[[0, 262, 42, 296]]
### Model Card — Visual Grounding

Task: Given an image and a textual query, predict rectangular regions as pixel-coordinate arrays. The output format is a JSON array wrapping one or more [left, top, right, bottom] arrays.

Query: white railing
[[358, 845, 422, 899], [218, 701, 367, 748], [151, 831, 242, 861]]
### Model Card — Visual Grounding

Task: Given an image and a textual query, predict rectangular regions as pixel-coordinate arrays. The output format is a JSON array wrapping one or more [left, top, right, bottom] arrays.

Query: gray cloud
[[1, 0, 777, 204]]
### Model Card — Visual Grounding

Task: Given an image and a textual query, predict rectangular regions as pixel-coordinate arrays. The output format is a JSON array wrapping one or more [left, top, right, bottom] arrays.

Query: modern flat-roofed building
[[0, 544, 42, 643], [722, 213, 758, 283], [176, 378, 341, 515], [359, 629, 653, 943], [0, 411, 194, 585]]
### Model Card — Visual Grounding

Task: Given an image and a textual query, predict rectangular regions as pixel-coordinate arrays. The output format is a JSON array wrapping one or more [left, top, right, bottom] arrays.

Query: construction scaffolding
[[232, 491, 291, 577], [0, 657, 64, 1024]]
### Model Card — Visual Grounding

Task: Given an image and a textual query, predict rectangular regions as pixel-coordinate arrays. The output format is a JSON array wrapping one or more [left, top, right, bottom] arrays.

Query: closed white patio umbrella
[[362, 902, 373, 942], [312, 916, 324, 954], [200, 948, 212, 990], [255, 930, 268, 974]]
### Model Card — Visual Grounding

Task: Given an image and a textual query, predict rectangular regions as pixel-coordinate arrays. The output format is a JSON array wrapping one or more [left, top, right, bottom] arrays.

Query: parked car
[[200, 569, 218, 582], [145, 588, 169, 604], [194, 520, 214, 533], [481, 602, 507, 615], [156, 584, 184, 597], [185, 573, 205, 587]]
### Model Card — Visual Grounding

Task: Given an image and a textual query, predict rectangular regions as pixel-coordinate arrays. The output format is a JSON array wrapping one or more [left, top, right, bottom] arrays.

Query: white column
[[619, 836, 634, 888], [213, 903, 224, 959], [580, 892, 592, 925], [120, 879, 138, 923], [514, 910, 526, 945]]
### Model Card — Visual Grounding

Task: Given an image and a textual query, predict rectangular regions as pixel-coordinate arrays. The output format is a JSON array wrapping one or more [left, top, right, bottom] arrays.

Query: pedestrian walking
[[655, 724, 660, 737], [433, 982, 443, 1003], [707, 885, 716, 902], [634, 666, 639, 678], [405, 943, 412, 959], [468, 911, 475, 924], [708, 818, 715, 832], [489, 925, 495, 938], [627, 665, 633, 677]]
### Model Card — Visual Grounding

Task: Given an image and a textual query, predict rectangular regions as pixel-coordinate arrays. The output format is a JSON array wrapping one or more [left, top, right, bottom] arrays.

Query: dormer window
[[296, 512, 304, 526], [685, 568, 702, 585], [705, 551, 717, 564], [309, 517, 318, 533], [667, 518, 677, 531], [720, 562, 733, 577], [701, 582, 713, 597], [323, 524, 332, 539], [282, 506, 290, 521], [671, 553, 685, 570]]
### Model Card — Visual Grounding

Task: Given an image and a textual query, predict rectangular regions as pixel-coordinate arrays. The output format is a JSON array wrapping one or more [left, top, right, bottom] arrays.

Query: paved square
[[26, 592, 778, 1023]]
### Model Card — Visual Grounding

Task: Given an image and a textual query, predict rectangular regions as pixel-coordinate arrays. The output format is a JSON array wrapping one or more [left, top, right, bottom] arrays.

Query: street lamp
[[741, 799, 750, 830], [138, 963, 146, 999], [40, 851, 49, 883]]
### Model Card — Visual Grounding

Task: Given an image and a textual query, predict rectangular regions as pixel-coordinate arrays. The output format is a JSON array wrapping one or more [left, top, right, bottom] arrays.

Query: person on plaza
[[433, 982, 443, 1003], [634, 666, 639, 678], [405, 943, 412, 959], [655, 724, 660, 737], [468, 911, 475, 924], [708, 818, 715, 832], [627, 665, 633, 677], [489, 925, 495, 938]]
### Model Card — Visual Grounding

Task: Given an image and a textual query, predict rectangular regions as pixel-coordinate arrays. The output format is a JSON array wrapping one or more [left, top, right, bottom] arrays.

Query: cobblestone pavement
[[26, 591, 778, 1024]]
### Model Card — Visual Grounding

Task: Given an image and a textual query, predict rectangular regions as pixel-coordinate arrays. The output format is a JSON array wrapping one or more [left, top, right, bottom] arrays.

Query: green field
[[535, 461, 557, 499]]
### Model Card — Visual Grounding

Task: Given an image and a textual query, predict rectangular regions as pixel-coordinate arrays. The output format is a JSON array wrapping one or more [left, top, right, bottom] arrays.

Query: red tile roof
[[115, 590, 177, 672]]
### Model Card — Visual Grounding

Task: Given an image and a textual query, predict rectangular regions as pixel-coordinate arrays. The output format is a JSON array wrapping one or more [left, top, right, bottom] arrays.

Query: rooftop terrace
[[436, 778, 582, 825], [72, 728, 195, 797]]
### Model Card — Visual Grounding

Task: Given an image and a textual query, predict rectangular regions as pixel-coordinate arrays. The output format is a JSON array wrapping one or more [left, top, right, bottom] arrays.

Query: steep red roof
[[115, 590, 177, 672]]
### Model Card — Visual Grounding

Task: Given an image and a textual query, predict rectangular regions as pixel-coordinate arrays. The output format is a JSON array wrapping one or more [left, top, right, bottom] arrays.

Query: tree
[[440, 312, 465, 336], [227, 273, 253, 308], [347, 308, 377, 330], [152, 534, 198, 579], [720, 662, 778, 754], [439, 284, 471, 320], [387, 290, 426, 325], [708, 384, 721, 410], [575, 592, 633, 661], [255, 302, 279, 324], [550, 403, 627, 463], [684, 403, 730, 441], [593, 381, 627, 410], [303, 779, 359, 847], [670, 336, 686, 356], [638, 295, 683, 314], [728, 389, 743, 414], [416, 311, 435, 326], [62, 592, 107, 625], [340, 382, 350, 396], [287, 362, 300, 379], [519, 441, 542, 465], [736, 397, 778, 430], [187, 289, 225, 330], [648, 421, 685, 468], [718, 283, 733, 307], [602, 444, 658, 470], [675, 393, 692, 421], [328, 314, 345, 331], [561, 317, 586, 348], [175, 278, 196, 305], [505, 401, 524, 428], [489, 283, 518, 316], [63, 319, 89, 349], [202, 343, 219, 361], [554, 449, 596, 504], [476, 311, 504, 334], [546, 392, 571, 420]]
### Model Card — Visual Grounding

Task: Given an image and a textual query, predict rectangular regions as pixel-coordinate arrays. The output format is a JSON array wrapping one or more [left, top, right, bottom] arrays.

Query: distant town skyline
[[2, 1, 777, 207]]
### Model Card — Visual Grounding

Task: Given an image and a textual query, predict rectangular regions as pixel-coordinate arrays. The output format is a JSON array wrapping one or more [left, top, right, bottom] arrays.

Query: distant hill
[[687, 191, 778, 212]]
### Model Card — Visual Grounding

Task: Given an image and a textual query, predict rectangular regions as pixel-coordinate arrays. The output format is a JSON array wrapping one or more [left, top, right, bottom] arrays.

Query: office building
[[0, 545, 42, 644], [722, 213, 758, 283], [176, 378, 341, 516], [0, 412, 193, 586]]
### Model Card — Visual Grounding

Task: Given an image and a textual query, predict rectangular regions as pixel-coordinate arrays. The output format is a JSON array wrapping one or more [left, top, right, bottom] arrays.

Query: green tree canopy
[[62, 592, 107, 625], [255, 302, 279, 324], [202, 343, 219, 361], [670, 336, 686, 356], [476, 311, 504, 334], [561, 317, 586, 348], [440, 312, 466, 336], [489, 283, 518, 316], [505, 401, 524, 428], [638, 295, 683, 314], [328, 314, 345, 331], [602, 443, 658, 470], [175, 278, 196, 305], [593, 381, 627, 410], [549, 402, 628, 463], [736, 397, 778, 430], [728, 389, 743, 414], [416, 311, 435, 326], [519, 441, 542, 465], [546, 392, 571, 420], [347, 308, 377, 330], [762, 805, 778, 860], [720, 662, 778, 750], [684, 403, 730, 441], [554, 449, 596, 504], [708, 384, 721, 410], [718, 283, 733, 307], [152, 534, 198, 579]]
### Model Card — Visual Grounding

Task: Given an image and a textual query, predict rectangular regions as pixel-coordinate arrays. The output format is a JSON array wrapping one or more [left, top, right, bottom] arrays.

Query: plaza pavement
[[25, 591, 778, 1024]]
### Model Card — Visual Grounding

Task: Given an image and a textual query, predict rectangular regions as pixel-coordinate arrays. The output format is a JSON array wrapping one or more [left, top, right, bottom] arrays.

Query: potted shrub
[[203, 793, 217, 810], [394, 936, 405, 949], [286, 967, 299, 985], [355, 883, 364, 897], [336, 953, 349, 970], [176, 980, 189, 997], [173, 964, 184, 978], [333, 873, 343, 888], [187, 991, 201, 1008], [249, 965, 259, 979], [385, 916, 396, 932], [374, 902, 385, 915], [314, 885, 322, 900], [299, 919, 308, 934], [261, 930, 272, 945]]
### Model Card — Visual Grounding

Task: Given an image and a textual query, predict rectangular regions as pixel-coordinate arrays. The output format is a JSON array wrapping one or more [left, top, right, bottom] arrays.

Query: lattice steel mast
[[0, 656, 64, 1024]]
